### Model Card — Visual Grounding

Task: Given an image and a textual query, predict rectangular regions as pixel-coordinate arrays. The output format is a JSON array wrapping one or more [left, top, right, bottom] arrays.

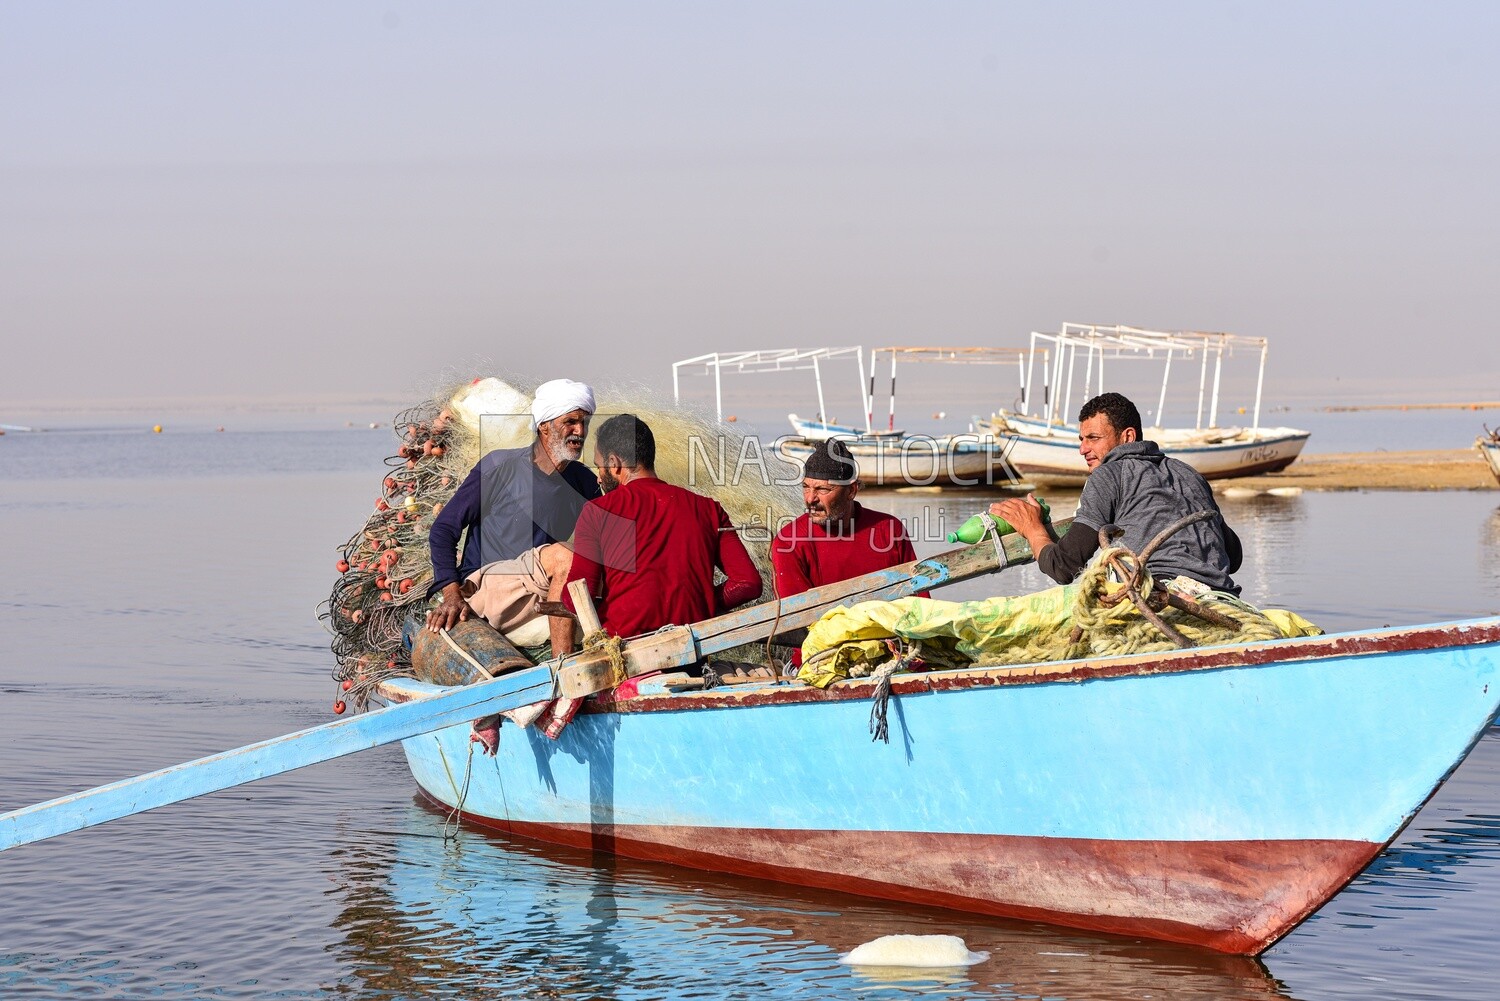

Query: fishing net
[[320, 377, 802, 710]]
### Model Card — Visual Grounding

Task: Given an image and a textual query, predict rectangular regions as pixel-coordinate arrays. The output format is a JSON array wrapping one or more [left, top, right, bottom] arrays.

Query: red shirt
[[771, 503, 919, 599], [564, 477, 763, 639]]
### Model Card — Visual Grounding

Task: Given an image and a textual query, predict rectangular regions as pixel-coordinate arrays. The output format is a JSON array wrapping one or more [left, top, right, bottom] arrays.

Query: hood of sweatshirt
[[1098, 440, 1165, 467]]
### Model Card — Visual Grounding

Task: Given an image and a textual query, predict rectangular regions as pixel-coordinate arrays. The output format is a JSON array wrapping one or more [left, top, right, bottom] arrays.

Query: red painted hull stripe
[[417, 789, 1379, 955]]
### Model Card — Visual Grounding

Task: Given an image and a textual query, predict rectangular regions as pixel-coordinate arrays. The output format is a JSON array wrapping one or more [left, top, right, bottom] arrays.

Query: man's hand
[[990, 495, 1045, 535], [425, 582, 470, 632], [988, 494, 1053, 558]]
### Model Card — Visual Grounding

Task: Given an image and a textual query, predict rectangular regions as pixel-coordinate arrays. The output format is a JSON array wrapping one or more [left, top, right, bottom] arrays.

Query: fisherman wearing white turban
[[531, 378, 596, 430], [426, 377, 603, 749]]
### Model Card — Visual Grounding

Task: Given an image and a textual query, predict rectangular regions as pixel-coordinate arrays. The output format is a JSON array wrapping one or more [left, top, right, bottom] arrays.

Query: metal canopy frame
[[868, 346, 1034, 432], [671, 347, 869, 428], [1022, 323, 1270, 436]]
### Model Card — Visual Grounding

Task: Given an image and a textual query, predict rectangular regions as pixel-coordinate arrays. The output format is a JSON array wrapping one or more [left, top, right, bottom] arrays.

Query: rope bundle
[[842, 513, 1292, 739], [1057, 547, 1282, 662]]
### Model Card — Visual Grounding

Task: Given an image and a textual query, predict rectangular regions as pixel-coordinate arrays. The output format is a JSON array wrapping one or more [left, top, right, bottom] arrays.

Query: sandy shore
[[1212, 449, 1497, 492]]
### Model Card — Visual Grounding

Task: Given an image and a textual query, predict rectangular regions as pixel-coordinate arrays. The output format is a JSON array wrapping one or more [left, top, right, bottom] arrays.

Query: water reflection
[[1266, 732, 1500, 1000], [1353, 814, 1500, 887], [1484, 506, 1500, 557], [327, 803, 1296, 1000], [1215, 493, 1308, 611]]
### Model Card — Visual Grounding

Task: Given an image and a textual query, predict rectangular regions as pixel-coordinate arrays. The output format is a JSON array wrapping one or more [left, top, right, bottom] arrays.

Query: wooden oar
[[0, 524, 1061, 853], [0, 661, 558, 853]]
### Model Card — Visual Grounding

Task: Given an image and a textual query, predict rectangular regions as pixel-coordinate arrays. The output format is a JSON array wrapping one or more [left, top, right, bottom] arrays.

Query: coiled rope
[[860, 510, 1281, 739]]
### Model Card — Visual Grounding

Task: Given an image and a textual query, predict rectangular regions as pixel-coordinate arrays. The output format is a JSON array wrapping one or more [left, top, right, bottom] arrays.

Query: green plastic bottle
[[946, 498, 1051, 544]]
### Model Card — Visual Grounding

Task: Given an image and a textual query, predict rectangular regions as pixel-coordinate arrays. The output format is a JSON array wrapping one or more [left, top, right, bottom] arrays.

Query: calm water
[[2, 428, 1499, 1000]]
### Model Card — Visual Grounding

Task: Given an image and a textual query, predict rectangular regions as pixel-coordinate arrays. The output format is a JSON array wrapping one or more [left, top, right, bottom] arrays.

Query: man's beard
[[807, 500, 851, 528], [547, 434, 585, 466], [598, 466, 619, 493]]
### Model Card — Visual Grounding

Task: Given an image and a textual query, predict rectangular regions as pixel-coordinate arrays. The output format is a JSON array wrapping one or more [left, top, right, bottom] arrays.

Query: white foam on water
[[1221, 486, 1260, 498], [1266, 486, 1304, 497], [839, 934, 988, 968]]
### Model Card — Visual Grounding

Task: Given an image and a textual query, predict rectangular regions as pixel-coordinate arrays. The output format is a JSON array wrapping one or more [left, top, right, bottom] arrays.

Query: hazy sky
[[3, 1, 1496, 412]]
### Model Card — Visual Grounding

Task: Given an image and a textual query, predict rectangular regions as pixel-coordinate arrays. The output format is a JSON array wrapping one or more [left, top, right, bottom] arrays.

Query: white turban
[[530, 378, 596, 429]]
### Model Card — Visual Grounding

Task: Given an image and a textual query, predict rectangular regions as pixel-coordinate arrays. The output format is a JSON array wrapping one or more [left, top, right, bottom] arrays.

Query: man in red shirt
[[772, 437, 919, 601], [564, 414, 763, 638]]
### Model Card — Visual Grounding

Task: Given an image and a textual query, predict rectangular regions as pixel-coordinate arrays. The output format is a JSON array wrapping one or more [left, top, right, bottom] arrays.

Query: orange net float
[[320, 390, 482, 696]]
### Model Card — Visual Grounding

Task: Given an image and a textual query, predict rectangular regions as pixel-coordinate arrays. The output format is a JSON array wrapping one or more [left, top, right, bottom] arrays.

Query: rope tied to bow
[[867, 642, 913, 744]]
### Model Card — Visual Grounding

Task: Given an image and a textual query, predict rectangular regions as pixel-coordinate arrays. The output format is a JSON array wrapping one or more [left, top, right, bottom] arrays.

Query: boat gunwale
[[993, 427, 1313, 456], [1014, 453, 1305, 483], [377, 615, 1500, 716]]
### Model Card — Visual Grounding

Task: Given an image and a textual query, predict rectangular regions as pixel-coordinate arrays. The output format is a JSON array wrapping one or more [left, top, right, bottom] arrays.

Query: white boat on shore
[[784, 347, 1041, 485], [1478, 427, 1500, 485], [983, 324, 1311, 484], [989, 411, 1310, 484], [672, 346, 1024, 487]]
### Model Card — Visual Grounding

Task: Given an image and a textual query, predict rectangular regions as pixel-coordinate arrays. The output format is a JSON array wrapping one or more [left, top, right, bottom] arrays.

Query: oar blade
[[0, 664, 555, 853]]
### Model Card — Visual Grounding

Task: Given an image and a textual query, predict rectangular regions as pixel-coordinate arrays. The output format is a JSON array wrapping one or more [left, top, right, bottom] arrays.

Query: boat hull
[[991, 425, 1311, 484], [776, 434, 1018, 487], [423, 807, 1378, 956], [384, 619, 1500, 954]]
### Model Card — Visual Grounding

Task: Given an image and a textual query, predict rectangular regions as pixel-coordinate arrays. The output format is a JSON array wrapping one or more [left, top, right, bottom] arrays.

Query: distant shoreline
[[1208, 450, 1497, 493], [867, 449, 1498, 494], [1322, 401, 1500, 413]]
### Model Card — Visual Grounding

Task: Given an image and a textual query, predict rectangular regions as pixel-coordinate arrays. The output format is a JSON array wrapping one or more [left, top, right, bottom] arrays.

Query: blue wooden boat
[[376, 615, 1500, 955], [3, 526, 1494, 958]]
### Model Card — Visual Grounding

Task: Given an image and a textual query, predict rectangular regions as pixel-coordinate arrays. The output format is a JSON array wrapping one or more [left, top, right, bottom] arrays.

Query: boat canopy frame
[[674, 345, 1044, 436], [1021, 323, 1270, 437], [671, 347, 870, 428], [868, 346, 1033, 433]]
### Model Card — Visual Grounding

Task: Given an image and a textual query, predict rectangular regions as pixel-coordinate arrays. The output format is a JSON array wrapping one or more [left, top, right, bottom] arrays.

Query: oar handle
[[567, 579, 604, 635], [0, 663, 556, 853]]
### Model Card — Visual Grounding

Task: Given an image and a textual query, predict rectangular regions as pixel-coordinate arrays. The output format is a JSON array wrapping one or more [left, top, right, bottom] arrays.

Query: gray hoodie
[[1067, 440, 1241, 595]]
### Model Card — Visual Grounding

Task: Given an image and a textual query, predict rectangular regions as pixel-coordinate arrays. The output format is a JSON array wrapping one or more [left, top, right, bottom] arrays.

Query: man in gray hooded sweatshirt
[[990, 392, 1242, 595]]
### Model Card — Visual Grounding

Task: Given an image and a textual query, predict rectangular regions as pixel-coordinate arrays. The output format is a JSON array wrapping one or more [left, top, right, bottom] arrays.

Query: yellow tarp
[[798, 584, 1323, 689]]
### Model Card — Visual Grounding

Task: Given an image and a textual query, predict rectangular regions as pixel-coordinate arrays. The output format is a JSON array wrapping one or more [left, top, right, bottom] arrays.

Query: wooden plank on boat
[[566, 579, 604, 634], [557, 524, 1064, 698]]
